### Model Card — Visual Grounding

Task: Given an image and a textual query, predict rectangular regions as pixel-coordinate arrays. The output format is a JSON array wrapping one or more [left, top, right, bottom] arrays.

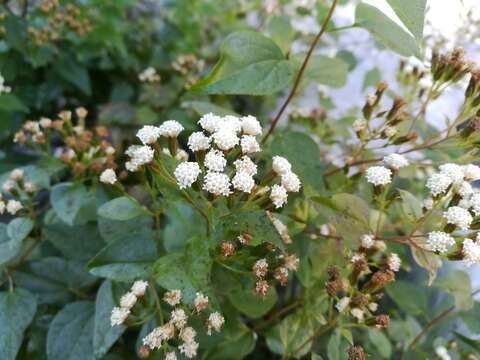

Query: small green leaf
[[207, 323, 256, 360], [435, 271, 473, 310], [363, 67, 381, 89], [7, 217, 34, 243], [292, 55, 349, 88], [0, 94, 27, 112], [386, 280, 427, 315], [0, 223, 23, 266], [368, 329, 392, 358], [50, 182, 96, 226], [411, 246, 442, 286], [398, 189, 422, 222], [341, 328, 354, 345], [228, 286, 277, 319], [98, 196, 146, 221], [386, 0, 426, 41], [266, 15, 294, 54]]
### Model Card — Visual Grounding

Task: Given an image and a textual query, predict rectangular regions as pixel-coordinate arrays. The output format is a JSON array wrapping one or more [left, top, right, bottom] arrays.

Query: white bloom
[[143, 323, 175, 349], [455, 181, 473, 198], [350, 308, 364, 321], [39, 117, 52, 128], [10, 168, 24, 181], [240, 135, 260, 154], [170, 308, 188, 329], [383, 154, 409, 170], [366, 166, 392, 186], [232, 171, 255, 193], [100, 169, 117, 185], [272, 156, 292, 175], [24, 182, 36, 193], [110, 307, 130, 326], [241, 115, 262, 135], [351, 253, 364, 263], [159, 120, 184, 137], [205, 149, 227, 172], [194, 292, 209, 312], [387, 253, 401, 272], [136, 125, 161, 145], [198, 113, 222, 133], [368, 302, 378, 312], [422, 198, 434, 210], [443, 206, 473, 230], [125, 145, 155, 171], [353, 119, 367, 132], [24, 121, 40, 133], [221, 115, 242, 133], [203, 172, 231, 196], [6, 200, 22, 215], [174, 162, 201, 189], [435, 346, 451, 360], [427, 231, 456, 253], [165, 352, 177, 360], [283, 254, 299, 271], [426, 173, 452, 196], [164, 289, 182, 306], [439, 163, 464, 184], [2, 180, 15, 193], [187, 132, 211, 152], [120, 292, 137, 309], [281, 172, 301, 192], [105, 146, 115, 156], [131, 280, 149, 297], [212, 129, 239, 151], [459, 197, 472, 209], [234, 156, 257, 176], [361, 234, 375, 249], [176, 149, 189, 162], [138, 67, 160, 82], [0, 201, 5, 214], [463, 238, 480, 266], [374, 240, 386, 252], [335, 297, 350, 313], [463, 164, 480, 181], [270, 185, 288, 208], [180, 327, 197, 343], [179, 341, 199, 358], [470, 193, 480, 215], [206, 312, 225, 335], [253, 259, 269, 277]]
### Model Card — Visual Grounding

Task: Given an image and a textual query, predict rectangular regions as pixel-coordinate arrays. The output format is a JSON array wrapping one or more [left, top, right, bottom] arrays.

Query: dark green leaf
[[55, 56, 91, 95], [0, 94, 27, 112], [0, 223, 23, 266], [97, 196, 147, 221], [228, 286, 277, 319], [50, 183, 96, 226], [386, 280, 427, 315], [207, 324, 256, 360], [7, 217, 33, 243], [368, 329, 392, 358]]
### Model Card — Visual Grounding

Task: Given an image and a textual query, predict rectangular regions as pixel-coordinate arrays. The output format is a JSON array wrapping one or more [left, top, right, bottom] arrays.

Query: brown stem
[[261, 0, 338, 144]]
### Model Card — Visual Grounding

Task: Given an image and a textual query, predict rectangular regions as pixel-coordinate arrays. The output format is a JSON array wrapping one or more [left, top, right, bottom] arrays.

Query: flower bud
[[347, 346, 365, 360]]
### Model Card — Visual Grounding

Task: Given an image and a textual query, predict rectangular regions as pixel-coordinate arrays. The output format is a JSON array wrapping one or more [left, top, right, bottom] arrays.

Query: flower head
[[463, 164, 480, 181], [387, 253, 401, 272], [187, 132, 211, 152], [180, 327, 197, 343], [212, 129, 239, 151], [194, 292, 209, 312], [232, 171, 255, 193], [361, 234, 375, 249], [234, 156, 257, 176], [131, 280, 149, 297], [164, 289, 182, 306], [159, 120, 184, 137], [463, 238, 480, 266], [120, 292, 137, 309], [427, 231, 456, 253], [203, 172, 231, 196], [6, 200, 22, 215], [179, 340, 199, 358], [281, 172, 301, 192], [125, 145, 155, 171], [439, 163, 464, 184], [443, 206, 472, 230], [100, 169, 117, 185], [206, 312, 225, 335], [198, 113, 222, 133], [205, 149, 227, 172], [470, 193, 480, 215], [270, 184, 288, 208], [426, 173, 452, 196], [111, 307, 130, 326], [170, 308, 188, 329], [10, 169, 24, 181], [137, 125, 161, 145], [272, 156, 292, 175], [366, 166, 392, 186], [241, 115, 262, 135], [335, 297, 350, 312], [253, 259, 268, 278], [383, 154, 409, 170], [240, 135, 260, 154], [175, 162, 201, 189]]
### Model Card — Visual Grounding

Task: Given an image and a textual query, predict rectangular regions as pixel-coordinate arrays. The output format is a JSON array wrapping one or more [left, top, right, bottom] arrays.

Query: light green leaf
[[228, 286, 277, 319], [386, 0, 426, 41], [398, 189, 422, 222], [7, 217, 33, 243], [292, 55, 349, 88], [386, 280, 427, 315], [207, 323, 256, 360], [368, 329, 392, 358], [0, 288, 37, 360], [411, 246, 442, 286], [50, 182, 96, 226], [97, 196, 147, 221], [0, 223, 23, 266], [98, 214, 153, 244], [327, 330, 340, 360], [435, 271, 473, 310], [0, 94, 27, 112], [363, 67, 381, 90], [266, 15, 294, 54]]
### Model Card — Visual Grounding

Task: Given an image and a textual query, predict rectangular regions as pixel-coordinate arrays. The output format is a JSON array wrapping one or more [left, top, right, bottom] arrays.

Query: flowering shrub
[[1, 1, 480, 360]]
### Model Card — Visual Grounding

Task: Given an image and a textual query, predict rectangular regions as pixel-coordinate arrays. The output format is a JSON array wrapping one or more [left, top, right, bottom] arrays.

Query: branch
[[261, 0, 338, 144]]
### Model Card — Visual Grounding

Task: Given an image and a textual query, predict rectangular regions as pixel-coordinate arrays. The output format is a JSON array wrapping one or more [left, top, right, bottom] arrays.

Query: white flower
[[120, 292, 137, 309], [6, 200, 22, 215], [159, 120, 184, 137], [463, 164, 480, 181], [350, 308, 364, 321], [353, 119, 367, 132], [164, 289, 182, 306], [459, 198, 472, 209], [187, 132, 211, 152], [455, 181, 473, 198], [423, 198, 434, 210], [221, 115, 242, 133], [110, 307, 130, 326], [383, 154, 409, 170], [125, 145, 155, 171], [143, 323, 175, 349], [105, 146, 115, 156], [443, 206, 473, 230], [10, 168, 24, 181], [284, 254, 299, 271], [180, 327, 197, 343], [212, 129, 239, 151], [427, 231, 456, 253], [470, 193, 480, 215], [234, 156, 257, 176], [351, 253, 364, 263], [138, 67, 160, 82], [366, 166, 392, 186], [179, 341, 199, 358], [0, 201, 5, 215], [174, 162, 201, 189], [39, 117, 52, 128], [131, 280, 149, 297], [205, 150, 227, 172], [198, 113, 222, 133], [435, 346, 451, 360], [203, 172, 231, 196], [368, 302, 378, 312], [253, 259, 269, 277], [272, 156, 292, 175], [240, 135, 260, 154], [361, 234, 375, 249], [24, 121, 40, 133], [439, 163, 464, 184], [2, 180, 15, 193], [232, 171, 255, 193], [426, 173, 452, 196], [206, 312, 225, 335], [136, 125, 161, 144], [100, 169, 117, 185], [335, 297, 350, 313], [194, 292, 209, 312], [387, 253, 401, 272], [165, 352, 177, 360], [270, 185, 288, 208], [170, 308, 188, 329], [281, 172, 301, 192], [241, 115, 262, 135], [176, 149, 189, 162], [463, 238, 480, 266]]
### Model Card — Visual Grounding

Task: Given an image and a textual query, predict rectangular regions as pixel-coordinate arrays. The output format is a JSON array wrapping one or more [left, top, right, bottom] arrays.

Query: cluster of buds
[[251, 253, 299, 296], [110, 280, 149, 326], [15, 108, 118, 181], [140, 289, 224, 359], [0, 168, 36, 216], [172, 54, 205, 89], [431, 47, 472, 86], [138, 67, 161, 83], [397, 58, 432, 98]]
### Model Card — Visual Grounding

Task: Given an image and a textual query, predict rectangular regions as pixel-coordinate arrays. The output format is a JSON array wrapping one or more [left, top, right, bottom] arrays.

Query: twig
[[261, 0, 338, 144]]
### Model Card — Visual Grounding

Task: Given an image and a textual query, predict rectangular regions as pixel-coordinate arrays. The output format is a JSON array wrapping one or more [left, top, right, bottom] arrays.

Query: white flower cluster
[[172, 113, 301, 209], [463, 236, 480, 267], [383, 153, 409, 171], [426, 231, 456, 253], [0, 168, 37, 216], [100, 169, 117, 185], [110, 280, 148, 326], [366, 166, 392, 186], [426, 163, 480, 197], [125, 145, 155, 172], [138, 67, 160, 83], [0, 73, 11, 94], [142, 289, 224, 359]]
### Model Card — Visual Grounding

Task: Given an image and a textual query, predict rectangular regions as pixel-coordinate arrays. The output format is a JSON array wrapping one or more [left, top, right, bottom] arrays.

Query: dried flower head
[[194, 292, 209, 313], [164, 289, 182, 306]]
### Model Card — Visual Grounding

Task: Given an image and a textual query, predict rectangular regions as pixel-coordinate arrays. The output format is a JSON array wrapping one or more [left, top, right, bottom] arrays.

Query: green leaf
[[93, 281, 126, 357], [327, 330, 346, 360], [460, 302, 480, 333], [340, 328, 354, 345], [0, 223, 23, 266], [207, 324, 256, 360], [0, 288, 37, 360], [411, 246, 442, 286], [88, 232, 157, 282], [453, 331, 480, 352], [228, 286, 277, 319], [7, 217, 33, 243], [97, 196, 147, 221], [398, 189, 422, 222], [0, 94, 27, 112], [47, 301, 95, 360], [386, 280, 427, 315], [98, 214, 153, 244], [368, 329, 392, 358], [55, 56, 91, 95], [386, 0, 426, 41], [182, 100, 238, 117], [266, 15, 294, 54], [292, 55, 349, 88], [355, 3, 420, 57], [363, 67, 381, 89], [435, 271, 473, 310], [194, 31, 294, 95], [50, 182, 96, 226]]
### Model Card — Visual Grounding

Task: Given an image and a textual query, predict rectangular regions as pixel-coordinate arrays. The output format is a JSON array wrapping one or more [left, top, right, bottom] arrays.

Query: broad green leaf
[[386, 280, 427, 315], [183, 100, 238, 117], [355, 3, 420, 57], [93, 281, 126, 357], [411, 246, 442, 285], [7, 217, 33, 243], [50, 182, 96, 226], [55, 56, 91, 95], [0, 223, 23, 266], [266, 15, 294, 54], [460, 302, 480, 333], [228, 286, 277, 319], [398, 189, 422, 222], [368, 329, 392, 358], [327, 330, 349, 360], [386, 0, 426, 41], [0, 288, 37, 360], [47, 301, 95, 360], [98, 214, 153, 244], [194, 31, 294, 95], [0, 94, 27, 112], [207, 324, 256, 360], [97, 196, 147, 221], [292, 55, 349, 88], [435, 271, 473, 310]]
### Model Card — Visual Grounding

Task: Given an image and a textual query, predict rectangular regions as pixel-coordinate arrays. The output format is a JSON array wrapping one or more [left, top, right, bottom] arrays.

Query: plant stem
[[262, 0, 338, 144]]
